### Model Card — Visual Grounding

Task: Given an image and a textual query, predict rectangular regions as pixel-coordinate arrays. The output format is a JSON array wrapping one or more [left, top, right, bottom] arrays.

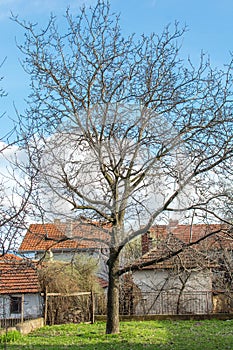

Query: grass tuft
[[0, 330, 23, 344]]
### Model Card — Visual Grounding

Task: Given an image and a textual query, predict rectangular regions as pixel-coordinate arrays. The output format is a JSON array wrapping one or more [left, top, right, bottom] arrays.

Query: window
[[10, 296, 22, 314]]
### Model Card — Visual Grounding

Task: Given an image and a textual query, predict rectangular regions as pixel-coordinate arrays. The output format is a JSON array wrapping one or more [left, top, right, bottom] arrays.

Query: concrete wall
[[16, 317, 44, 335]]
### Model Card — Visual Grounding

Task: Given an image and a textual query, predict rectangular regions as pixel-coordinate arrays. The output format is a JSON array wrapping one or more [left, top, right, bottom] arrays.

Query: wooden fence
[[43, 290, 95, 325]]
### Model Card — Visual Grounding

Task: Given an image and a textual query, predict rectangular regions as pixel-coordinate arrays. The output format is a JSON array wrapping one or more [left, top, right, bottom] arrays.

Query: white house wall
[[35, 250, 108, 280], [0, 294, 43, 320], [132, 269, 213, 315], [23, 294, 43, 318]]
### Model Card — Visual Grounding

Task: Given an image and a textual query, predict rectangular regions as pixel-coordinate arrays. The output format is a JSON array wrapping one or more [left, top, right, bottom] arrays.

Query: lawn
[[1, 319, 233, 349]]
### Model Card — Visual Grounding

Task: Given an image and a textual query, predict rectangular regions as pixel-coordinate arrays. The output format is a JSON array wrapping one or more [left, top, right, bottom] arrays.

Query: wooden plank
[[91, 290, 95, 324], [44, 287, 48, 325], [46, 292, 91, 297], [21, 294, 24, 323]]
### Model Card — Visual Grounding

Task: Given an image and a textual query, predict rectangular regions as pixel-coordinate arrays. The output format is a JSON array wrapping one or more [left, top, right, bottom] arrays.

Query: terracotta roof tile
[[139, 223, 233, 270], [138, 234, 217, 269], [0, 254, 40, 294], [19, 221, 110, 253], [149, 223, 233, 249]]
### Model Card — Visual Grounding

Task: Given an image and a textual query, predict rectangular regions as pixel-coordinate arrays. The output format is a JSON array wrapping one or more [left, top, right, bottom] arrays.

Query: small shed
[[0, 254, 43, 322]]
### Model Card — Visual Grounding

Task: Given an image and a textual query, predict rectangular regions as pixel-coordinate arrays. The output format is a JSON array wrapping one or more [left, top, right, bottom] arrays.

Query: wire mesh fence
[[121, 290, 233, 316], [95, 290, 233, 316], [131, 291, 213, 315]]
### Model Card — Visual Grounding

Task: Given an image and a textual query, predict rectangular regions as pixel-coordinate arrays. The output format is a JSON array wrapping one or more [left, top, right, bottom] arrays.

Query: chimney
[[141, 232, 153, 255], [168, 219, 178, 227], [66, 219, 74, 237], [167, 219, 179, 233]]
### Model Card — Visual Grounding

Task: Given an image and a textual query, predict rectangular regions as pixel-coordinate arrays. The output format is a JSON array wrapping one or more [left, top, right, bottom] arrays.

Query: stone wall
[[16, 318, 44, 335]]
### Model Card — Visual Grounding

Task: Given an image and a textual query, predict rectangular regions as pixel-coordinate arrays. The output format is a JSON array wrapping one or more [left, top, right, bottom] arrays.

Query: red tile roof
[[138, 223, 233, 270], [147, 223, 233, 250], [138, 233, 217, 270], [97, 277, 108, 289], [0, 254, 40, 294], [19, 221, 110, 253]]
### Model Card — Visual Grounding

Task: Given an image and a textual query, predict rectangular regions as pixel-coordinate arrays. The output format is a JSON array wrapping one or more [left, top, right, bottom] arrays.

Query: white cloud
[[0, 141, 18, 173], [0, 142, 26, 205]]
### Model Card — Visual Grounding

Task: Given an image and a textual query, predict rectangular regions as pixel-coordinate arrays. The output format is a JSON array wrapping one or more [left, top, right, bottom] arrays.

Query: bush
[[38, 255, 104, 325]]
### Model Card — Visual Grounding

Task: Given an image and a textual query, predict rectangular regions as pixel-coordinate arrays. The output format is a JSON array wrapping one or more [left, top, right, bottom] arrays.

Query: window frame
[[10, 296, 22, 314]]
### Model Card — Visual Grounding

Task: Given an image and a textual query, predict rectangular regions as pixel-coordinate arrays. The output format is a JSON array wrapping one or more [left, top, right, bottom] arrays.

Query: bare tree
[[0, 61, 37, 255], [0, 58, 7, 106], [0, 150, 38, 254], [13, 0, 233, 333]]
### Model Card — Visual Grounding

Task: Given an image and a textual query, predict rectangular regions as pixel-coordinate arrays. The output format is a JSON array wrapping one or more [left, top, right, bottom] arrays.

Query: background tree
[[14, 0, 233, 333], [0, 60, 36, 255]]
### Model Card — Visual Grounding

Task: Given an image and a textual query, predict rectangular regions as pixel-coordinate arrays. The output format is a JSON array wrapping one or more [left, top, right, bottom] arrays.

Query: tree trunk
[[106, 247, 120, 334]]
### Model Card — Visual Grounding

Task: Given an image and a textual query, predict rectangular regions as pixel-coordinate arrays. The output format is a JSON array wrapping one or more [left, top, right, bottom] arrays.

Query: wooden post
[[91, 290, 95, 324], [21, 294, 24, 323], [44, 287, 48, 326]]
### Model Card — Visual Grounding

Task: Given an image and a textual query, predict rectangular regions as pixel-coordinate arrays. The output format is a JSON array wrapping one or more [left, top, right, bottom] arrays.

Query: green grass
[[0, 319, 233, 349]]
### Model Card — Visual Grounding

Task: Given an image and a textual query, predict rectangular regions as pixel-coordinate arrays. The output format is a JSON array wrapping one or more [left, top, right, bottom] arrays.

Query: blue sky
[[0, 0, 233, 139]]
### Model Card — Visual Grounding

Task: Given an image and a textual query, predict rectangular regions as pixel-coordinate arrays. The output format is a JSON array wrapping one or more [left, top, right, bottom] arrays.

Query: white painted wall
[[133, 269, 212, 291], [35, 250, 109, 280], [133, 269, 213, 314], [0, 294, 43, 319]]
